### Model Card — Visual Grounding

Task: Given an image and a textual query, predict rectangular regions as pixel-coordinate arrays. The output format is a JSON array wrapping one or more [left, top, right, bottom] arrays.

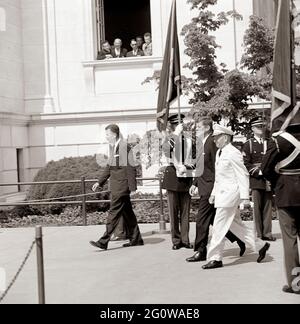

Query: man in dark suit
[[111, 39, 127, 58], [97, 40, 113, 60], [89, 124, 143, 250], [186, 117, 245, 262], [127, 39, 144, 57], [136, 36, 144, 50], [262, 116, 300, 295], [242, 117, 275, 241], [161, 114, 196, 250]]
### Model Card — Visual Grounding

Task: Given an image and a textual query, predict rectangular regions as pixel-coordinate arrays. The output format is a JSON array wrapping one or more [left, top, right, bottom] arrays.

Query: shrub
[[22, 155, 111, 215]]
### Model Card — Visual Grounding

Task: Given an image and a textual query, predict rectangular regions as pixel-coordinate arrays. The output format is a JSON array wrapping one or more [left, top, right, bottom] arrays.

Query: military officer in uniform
[[202, 125, 270, 270], [89, 124, 144, 250], [242, 117, 275, 241], [161, 114, 199, 250], [262, 116, 300, 294]]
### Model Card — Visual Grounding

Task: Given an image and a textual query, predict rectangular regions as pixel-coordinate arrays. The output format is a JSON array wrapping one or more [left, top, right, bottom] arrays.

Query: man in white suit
[[202, 125, 271, 270]]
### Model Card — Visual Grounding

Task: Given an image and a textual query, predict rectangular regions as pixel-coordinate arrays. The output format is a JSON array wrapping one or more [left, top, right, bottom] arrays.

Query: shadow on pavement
[[224, 251, 274, 267]]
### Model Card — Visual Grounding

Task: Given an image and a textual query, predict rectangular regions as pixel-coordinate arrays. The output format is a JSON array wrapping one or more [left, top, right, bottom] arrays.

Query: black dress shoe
[[186, 252, 206, 262], [282, 285, 300, 294], [89, 241, 107, 250], [172, 243, 183, 250], [257, 242, 270, 263], [262, 236, 276, 242], [202, 260, 223, 269], [182, 243, 193, 249], [123, 241, 144, 248], [238, 241, 246, 257]]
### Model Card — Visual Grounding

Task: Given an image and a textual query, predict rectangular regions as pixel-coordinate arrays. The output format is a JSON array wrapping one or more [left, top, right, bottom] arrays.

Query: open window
[[95, 0, 151, 53]]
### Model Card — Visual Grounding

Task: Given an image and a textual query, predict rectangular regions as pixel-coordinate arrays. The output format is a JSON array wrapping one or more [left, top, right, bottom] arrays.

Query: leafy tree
[[181, 1, 276, 134], [241, 15, 275, 73], [181, 0, 240, 103], [144, 1, 297, 134]]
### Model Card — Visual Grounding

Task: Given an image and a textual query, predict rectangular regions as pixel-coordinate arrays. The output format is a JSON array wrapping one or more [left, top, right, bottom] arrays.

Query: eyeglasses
[[131, 43, 137, 46]]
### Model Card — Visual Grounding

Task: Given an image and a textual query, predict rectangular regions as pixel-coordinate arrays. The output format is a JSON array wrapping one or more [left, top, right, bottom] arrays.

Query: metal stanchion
[[35, 226, 45, 304], [81, 176, 87, 226]]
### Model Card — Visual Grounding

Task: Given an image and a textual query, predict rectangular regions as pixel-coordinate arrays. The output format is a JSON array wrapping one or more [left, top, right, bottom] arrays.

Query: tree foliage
[[182, 1, 276, 134], [241, 15, 275, 73], [181, 0, 242, 103]]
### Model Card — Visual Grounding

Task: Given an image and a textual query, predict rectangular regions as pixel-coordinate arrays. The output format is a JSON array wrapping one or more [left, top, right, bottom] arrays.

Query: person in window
[[136, 36, 144, 51], [111, 38, 127, 58], [142, 33, 152, 56], [97, 40, 113, 60], [127, 39, 144, 57]]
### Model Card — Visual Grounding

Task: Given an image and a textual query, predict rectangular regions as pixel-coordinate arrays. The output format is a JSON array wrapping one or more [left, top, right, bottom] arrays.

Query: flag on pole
[[272, 0, 299, 132], [157, 0, 181, 131]]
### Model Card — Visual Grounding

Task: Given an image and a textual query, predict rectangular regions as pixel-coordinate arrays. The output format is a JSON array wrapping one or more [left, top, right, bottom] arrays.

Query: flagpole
[[290, 0, 296, 108], [177, 82, 181, 123]]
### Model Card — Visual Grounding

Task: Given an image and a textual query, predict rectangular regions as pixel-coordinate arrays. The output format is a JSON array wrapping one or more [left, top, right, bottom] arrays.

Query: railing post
[[81, 176, 87, 226], [158, 177, 167, 233], [35, 226, 45, 304]]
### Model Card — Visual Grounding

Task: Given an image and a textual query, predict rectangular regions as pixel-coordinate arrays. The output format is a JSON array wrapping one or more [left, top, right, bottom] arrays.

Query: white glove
[[173, 124, 184, 136], [189, 185, 198, 196], [176, 164, 187, 177]]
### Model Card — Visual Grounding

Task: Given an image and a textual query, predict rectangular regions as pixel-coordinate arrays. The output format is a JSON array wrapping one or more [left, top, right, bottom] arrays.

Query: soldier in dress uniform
[[161, 114, 200, 250], [242, 117, 276, 241], [262, 115, 300, 294]]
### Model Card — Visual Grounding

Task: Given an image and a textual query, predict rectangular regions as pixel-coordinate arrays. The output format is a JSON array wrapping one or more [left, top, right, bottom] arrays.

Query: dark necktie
[[218, 150, 222, 157]]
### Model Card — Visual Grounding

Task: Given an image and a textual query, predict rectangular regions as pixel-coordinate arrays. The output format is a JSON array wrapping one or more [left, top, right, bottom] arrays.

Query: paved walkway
[[0, 221, 299, 304]]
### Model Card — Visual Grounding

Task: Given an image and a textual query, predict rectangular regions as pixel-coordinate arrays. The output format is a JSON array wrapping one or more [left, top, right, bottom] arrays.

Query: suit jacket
[[127, 50, 144, 57], [97, 50, 112, 60], [211, 143, 249, 208], [98, 140, 137, 197], [194, 134, 217, 197], [111, 47, 127, 58], [242, 138, 268, 190], [261, 130, 300, 208]]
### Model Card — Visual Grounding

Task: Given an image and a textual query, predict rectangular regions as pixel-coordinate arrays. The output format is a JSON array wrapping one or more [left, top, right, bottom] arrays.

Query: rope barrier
[[0, 240, 36, 303], [20, 190, 111, 204]]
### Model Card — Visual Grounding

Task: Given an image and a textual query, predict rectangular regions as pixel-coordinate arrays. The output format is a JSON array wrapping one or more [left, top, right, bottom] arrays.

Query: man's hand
[[209, 195, 215, 205], [189, 185, 198, 196], [239, 199, 250, 210], [92, 182, 100, 192]]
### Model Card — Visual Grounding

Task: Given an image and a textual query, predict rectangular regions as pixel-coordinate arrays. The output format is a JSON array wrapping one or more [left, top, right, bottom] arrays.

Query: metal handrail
[[0, 177, 167, 232], [0, 177, 159, 187]]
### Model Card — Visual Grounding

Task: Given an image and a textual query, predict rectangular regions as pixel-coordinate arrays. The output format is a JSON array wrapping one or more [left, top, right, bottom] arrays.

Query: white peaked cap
[[212, 124, 234, 136]]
